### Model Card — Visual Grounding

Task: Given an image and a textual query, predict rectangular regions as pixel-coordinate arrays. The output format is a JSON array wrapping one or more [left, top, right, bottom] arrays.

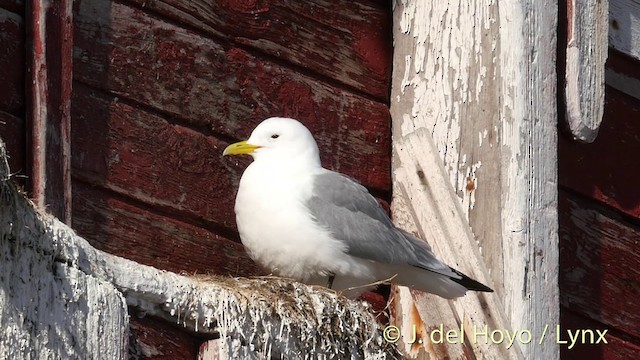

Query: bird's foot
[[326, 273, 335, 289]]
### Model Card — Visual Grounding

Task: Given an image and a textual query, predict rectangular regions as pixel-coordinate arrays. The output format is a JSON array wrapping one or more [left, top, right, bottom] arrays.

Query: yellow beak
[[223, 140, 261, 156]]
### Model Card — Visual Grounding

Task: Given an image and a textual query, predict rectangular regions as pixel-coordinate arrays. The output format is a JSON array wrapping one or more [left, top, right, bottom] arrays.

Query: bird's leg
[[326, 273, 335, 289]]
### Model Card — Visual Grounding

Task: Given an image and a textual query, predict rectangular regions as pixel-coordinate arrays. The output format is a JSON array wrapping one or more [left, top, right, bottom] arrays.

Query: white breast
[[234, 162, 349, 280]]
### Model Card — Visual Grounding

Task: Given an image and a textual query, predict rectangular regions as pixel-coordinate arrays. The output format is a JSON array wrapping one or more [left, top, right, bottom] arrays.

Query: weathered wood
[[129, 315, 200, 360], [609, 0, 640, 61], [392, 129, 521, 359], [0, 138, 399, 359], [389, 286, 467, 359], [391, 1, 558, 359], [561, 310, 640, 360], [563, 0, 608, 142], [559, 191, 640, 339], [606, 49, 640, 100], [26, 0, 73, 223], [123, 0, 392, 100], [559, 87, 640, 219], [72, 182, 260, 277], [73, 0, 391, 193], [71, 86, 247, 232], [0, 7, 24, 116]]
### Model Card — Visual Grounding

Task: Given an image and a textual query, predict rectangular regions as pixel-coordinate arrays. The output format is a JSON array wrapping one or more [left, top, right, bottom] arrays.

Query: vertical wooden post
[[562, 0, 608, 142], [26, 0, 73, 223], [390, 1, 558, 359]]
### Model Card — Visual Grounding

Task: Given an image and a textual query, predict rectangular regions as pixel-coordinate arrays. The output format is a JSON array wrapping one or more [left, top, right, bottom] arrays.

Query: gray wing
[[306, 171, 455, 277]]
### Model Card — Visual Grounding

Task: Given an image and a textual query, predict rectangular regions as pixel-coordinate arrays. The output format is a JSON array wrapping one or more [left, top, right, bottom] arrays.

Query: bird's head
[[223, 117, 321, 168]]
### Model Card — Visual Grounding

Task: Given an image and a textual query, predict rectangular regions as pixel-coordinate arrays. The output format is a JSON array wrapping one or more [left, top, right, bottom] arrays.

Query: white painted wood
[[609, 0, 640, 61], [565, 0, 608, 142], [0, 138, 395, 359], [392, 129, 523, 360], [391, 1, 559, 359], [389, 286, 468, 359]]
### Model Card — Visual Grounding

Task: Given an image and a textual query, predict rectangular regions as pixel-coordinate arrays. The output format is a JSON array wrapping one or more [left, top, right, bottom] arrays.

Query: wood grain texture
[[122, 0, 392, 100], [73, 0, 391, 193], [71, 85, 241, 233], [26, 0, 73, 222], [391, 1, 558, 359], [129, 315, 200, 360], [393, 129, 521, 360], [559, 87, 640, 219], [389, 286, 467, 359], [0, 7, 24, 116], [561, 310, 640, 360], [72, 182, 261, 277], [563, 0, 608, 142], [559, 191, 640, 339], [609, 0, 640, 61]]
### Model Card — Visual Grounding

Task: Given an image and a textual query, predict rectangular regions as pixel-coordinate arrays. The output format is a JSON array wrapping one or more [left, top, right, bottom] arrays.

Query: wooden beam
[[559, 191, 640, 339], [26, 0, 73, 223], [391, 1, 558, 359], [563, 0, 608, 142]]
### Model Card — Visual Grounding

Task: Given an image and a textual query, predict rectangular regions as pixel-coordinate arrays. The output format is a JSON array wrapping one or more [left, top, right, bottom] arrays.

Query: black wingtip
[[448, 267, 494, 293]]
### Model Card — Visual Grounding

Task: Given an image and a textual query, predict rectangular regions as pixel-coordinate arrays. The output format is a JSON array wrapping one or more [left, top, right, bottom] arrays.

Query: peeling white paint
[[391, 1, 559, 359]]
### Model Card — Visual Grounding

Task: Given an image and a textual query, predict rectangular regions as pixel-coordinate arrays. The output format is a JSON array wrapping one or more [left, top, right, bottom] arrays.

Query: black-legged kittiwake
[[223, 117, 493, 298]]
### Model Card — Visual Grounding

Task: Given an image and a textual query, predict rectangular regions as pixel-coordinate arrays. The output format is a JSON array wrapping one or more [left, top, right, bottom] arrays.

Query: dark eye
[[271, 134, 280, 139]]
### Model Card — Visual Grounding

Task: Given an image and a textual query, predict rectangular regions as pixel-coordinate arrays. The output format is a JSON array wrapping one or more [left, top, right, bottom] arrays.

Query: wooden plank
[[71, 85, 248, 232], [606, 48, 640, 100], [559, 87, 640, 219], [609, 0, 640, 61], [393, 129, 523, 360], [388, 286, 467, 359], [0, 7, 24, 116], [561, 310, 640, 360], [72, 182, 260, 277], [563, 0, 608, 142], [391, 1, 558, 359], [122, 0, 392, 100], [72, 0, 391, 192], [129, 315, 200, 360], [26, 0, 73, 223], [559, 191, 640, 339]]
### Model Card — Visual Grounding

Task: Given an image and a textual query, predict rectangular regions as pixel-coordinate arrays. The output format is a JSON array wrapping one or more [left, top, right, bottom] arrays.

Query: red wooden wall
[[559, 50, 640, 358], [70, 0, 392, 358], [0, 0, 26, 179]]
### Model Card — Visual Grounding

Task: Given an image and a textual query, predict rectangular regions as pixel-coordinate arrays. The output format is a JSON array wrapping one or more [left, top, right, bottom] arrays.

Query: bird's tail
[[447, 267, 493, 292]]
